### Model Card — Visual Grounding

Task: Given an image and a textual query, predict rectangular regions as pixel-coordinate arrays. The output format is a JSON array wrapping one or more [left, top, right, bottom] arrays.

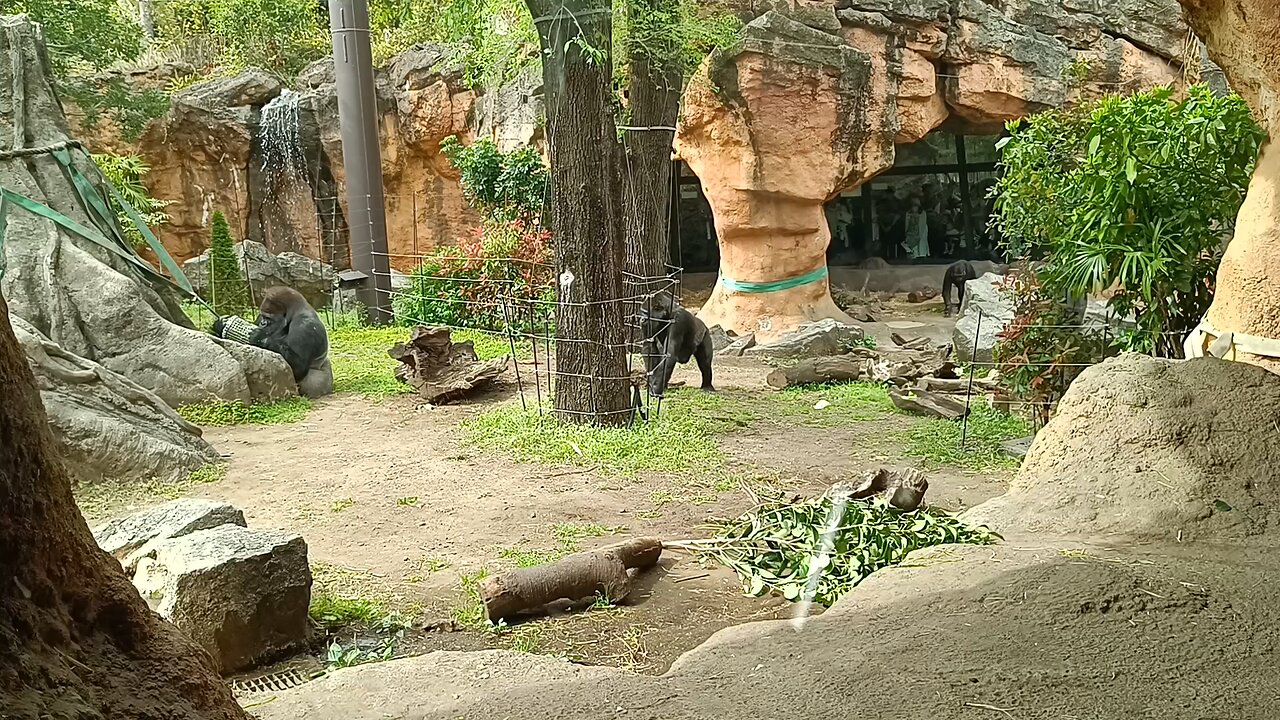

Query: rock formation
[[0, 15, 295, 408], [11, 315, 222, 486], [676, 0, 1198, 338], [1178, 0, 1280, 373], [184, 239, 338, 309]]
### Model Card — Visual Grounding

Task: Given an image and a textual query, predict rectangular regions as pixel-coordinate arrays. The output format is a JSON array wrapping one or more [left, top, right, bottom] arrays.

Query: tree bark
[[0, 291, 246, 717], [621, 0, 682, 288], [527, 0, 631, 425]]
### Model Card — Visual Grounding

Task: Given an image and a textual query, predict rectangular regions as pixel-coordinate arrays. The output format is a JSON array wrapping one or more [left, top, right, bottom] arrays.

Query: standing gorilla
[[639, 290, 714, 398], [247, 287, 333, 398], [942, 260, 978, 317]]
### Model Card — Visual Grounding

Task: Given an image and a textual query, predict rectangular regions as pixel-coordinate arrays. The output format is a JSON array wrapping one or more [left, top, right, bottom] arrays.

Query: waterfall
[[255, 89, 315, 256], [260, 89, 306, 188]]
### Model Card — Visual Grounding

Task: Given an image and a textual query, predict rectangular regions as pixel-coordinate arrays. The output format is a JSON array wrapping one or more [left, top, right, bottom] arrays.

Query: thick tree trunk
[[621, 0, 682, 288], [0, 292, 248, 717], [527, 0, 631, 425]]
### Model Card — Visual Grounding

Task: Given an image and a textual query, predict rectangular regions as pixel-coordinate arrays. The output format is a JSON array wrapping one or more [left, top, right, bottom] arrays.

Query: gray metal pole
[[329, 0, 392, 323]]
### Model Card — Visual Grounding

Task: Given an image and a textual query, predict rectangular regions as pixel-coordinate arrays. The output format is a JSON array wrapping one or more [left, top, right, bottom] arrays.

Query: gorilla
[[638, 290, 714, 398], [219, 287, 333, 398], [942, 260, 978, 317]]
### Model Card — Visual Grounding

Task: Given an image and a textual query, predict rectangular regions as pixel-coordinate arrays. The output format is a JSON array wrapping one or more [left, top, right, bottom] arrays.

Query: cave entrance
[[668, 160, 719, 274], [824, 130, 1004, 267]]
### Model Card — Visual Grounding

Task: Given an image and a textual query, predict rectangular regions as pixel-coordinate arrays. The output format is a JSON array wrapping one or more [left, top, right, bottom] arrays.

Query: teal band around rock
[[719, 265, 829, 294]]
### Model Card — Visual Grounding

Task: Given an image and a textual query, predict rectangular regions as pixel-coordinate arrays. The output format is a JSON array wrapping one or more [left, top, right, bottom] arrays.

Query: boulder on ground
[[706, 325, 734, 352], [184, 240, 337, 310], [720, 333, 757, 357], [132, 524, 312, 674], [745, 319, 865, 360], [952, 273, 1014, 366], [888, 386, 969, 418], [11, 315, 222, 486], [969, 353, 1280, 541], [93, 498, 246, 564]]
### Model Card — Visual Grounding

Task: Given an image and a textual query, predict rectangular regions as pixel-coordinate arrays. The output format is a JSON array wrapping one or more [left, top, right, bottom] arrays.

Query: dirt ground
[[78, 297, 1011, 679]]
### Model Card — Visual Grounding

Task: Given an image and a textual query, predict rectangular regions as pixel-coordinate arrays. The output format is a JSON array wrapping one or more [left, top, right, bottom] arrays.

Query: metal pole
[[329, 0, 392, 323]]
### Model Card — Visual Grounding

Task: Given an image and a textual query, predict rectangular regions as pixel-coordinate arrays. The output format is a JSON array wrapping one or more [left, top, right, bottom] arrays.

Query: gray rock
[[93, 498, 246, 562], [721, 333, 757, 357], [472, 64, 545, 153], [746, 319, 866, 360], [184, 240, 337, 310], [707, 325, 734, 353], [0, 17, 295, 408], [10, 315, 222, 487], [176, 68, 282, 109], [952, 273, 1015, 366], [888, 386, 969, 419], [132, 524, 312, 674], [211, 338, 298, 402]]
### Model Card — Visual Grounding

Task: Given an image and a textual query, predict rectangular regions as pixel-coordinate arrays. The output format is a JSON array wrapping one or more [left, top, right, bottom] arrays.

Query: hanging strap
[[1183, 318, 1280, 360], [720, 265, 829, 294]]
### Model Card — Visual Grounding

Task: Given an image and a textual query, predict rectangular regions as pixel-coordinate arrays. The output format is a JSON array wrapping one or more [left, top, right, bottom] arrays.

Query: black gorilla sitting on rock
[[214, 286, 333, 398]]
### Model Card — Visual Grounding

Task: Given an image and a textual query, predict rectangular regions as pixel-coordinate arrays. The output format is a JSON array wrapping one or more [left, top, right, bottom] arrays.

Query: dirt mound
[[259, 541, 1280, 720], [969, 353, 1280, 541]]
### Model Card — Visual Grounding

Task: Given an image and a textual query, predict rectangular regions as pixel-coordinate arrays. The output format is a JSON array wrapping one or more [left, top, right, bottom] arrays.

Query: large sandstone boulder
[[1178, 0, 1280, 374], [184, 239, 337, 309], [969, 354, 1280, 541], [0, 17, 296, 407], [132, 524, 312, 673], [10, 314, 221, 486], [676, 1, 1193, 340]]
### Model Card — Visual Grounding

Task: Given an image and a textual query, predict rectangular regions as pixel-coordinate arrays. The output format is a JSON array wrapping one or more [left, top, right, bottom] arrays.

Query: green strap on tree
[[0, 146, 196, 298], [719, 265, 829, 294]]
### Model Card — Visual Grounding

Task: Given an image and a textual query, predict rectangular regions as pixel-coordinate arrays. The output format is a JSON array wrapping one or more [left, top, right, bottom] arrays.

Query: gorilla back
[[250, 287, 334, 398]]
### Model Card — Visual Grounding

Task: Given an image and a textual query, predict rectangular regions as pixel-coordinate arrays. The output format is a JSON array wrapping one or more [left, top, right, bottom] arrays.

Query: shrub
[[205, 0, 327, 75], [4, 0, 142, 74], [92, 153, 173, 249], [440, 136, 548, 223], [992, 84, 1265, 358], [206, 211, 251, 315], [993, 273, 1121, 423], [393, 219, 554, 333]]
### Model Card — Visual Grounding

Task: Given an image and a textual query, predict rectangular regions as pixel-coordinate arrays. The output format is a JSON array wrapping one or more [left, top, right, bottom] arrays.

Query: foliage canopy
[[992, 84, 1265, 358], [92, 153, 173, 249]]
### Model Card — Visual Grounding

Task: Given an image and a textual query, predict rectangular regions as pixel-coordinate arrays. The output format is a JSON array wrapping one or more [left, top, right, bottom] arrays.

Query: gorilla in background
[[217, 286, 333, 398], [639, 290, 714, 398]]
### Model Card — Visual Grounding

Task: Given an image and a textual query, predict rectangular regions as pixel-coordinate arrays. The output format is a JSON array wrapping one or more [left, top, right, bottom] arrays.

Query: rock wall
[[1178, 0, 1280, 374], [677, 0, 1202, 339]]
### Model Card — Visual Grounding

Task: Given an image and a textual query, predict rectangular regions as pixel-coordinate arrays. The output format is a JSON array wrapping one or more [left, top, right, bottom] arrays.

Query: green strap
[[0, 195, 8, 281], [57, 147, 195, 295], [720, 265, 829, 294], [0, 187, 184, 291]]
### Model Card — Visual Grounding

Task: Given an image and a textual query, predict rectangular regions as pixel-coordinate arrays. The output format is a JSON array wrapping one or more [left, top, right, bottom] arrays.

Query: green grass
[[904, 405, 1033, 471], [177, 397, 312, 426], [330, 497, 356, 513], [187, 462, 228, 484], [74, 462, 231, 522], [452, 569, 491, 628], [309, 592, 387, 629], [775, 381, 897, 426], [498, 522, 619, 568], [396, 496, 420, 507], [462, 389, 728, 476]]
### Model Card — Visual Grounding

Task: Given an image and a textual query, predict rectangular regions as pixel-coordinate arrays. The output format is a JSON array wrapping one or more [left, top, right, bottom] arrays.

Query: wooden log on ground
[[889, 387, 969, 419], [767, 356, 864, 389], [480, 538, 662, 623]]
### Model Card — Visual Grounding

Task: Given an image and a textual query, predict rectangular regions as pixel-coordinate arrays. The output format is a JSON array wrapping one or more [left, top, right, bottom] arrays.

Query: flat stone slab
[[133, 524, 312, 674], [93, 498, 246, 562]]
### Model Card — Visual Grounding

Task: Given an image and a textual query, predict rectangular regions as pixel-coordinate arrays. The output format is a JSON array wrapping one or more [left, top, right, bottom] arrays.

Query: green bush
[[206, 0, 327, 75], [3, 0, 142, 74], [440, 136, 548, 223], [393, 220, 554, 333], [206, 210, 251, 315], [59, 77, 170, 142], [92, 153, 173, 248], [993, 84, 1265, 357]]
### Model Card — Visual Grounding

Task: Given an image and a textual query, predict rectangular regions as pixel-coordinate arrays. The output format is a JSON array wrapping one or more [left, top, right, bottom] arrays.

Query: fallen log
[[831, 467, 930, 512], [766, 356, 864, 389], [480, 537, 662, 623], [889, 387, 969, 419]]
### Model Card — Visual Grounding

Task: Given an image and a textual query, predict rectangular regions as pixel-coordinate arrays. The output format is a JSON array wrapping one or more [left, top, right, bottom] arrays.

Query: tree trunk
[[527, 0, 631, 425], [621, 0, 682, 288], [0, 291, 248, 718], [139, 0, 156, 39]]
